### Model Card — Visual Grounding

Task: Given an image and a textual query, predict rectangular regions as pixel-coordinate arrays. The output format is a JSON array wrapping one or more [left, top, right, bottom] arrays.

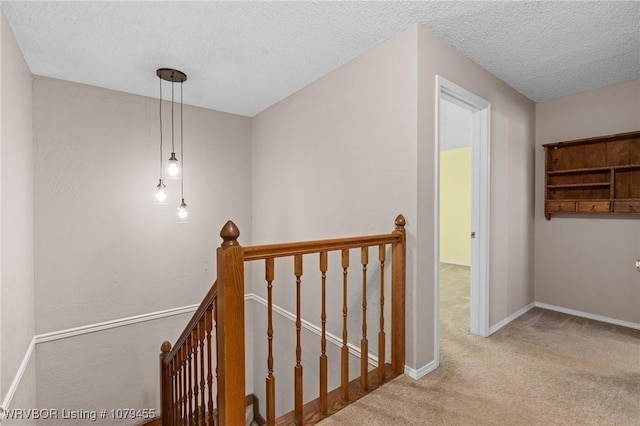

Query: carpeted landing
[[319, 264, 640, 425]]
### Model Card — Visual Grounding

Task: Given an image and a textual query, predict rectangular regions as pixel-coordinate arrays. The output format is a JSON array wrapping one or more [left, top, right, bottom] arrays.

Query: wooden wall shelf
[[543, 130, 640, 219]]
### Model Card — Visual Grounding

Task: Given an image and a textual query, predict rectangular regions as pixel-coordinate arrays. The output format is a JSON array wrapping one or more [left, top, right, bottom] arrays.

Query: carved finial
[[220, 220, 240, 247], [161, 341, 172, 353], [395, 214, 406, 230]]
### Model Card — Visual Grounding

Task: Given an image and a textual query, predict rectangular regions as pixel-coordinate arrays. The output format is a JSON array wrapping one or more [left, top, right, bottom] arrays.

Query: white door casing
[[434, 75, 491, 366]]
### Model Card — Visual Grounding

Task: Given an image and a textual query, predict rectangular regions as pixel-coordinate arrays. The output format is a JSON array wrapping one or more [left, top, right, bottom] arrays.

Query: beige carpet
[[319, 264, 640, 425]]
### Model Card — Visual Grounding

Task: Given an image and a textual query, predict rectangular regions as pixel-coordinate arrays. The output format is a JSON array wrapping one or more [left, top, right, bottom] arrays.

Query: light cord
[[159, 77, 163, 178], [180, 81, 184, 198], [171, 80, 175, 154]]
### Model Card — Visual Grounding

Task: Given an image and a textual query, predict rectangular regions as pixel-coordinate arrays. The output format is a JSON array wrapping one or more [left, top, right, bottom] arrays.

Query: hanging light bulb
[[166, 152, 180, 178], [154, 179, 168, 205], [177, 198, 189, 222]]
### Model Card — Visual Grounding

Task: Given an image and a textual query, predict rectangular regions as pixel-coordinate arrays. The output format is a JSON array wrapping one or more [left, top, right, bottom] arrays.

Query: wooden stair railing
[[159, 215, 406, 426], [159, 279, 220, 426]]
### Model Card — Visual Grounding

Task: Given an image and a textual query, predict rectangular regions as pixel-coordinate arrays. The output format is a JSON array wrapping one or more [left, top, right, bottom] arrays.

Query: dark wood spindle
[[213, 299, 220, 426], [360, 246, 369, 391], [174, 357, 180, 425], [187, 338, 193, 425], [294, 254, 304, 425], [341, 249, 350, 402], [265, 257, 276, 425], [173, 358, 182, 425], [199, 320, 206, 425], [192, 331, 199, 425], [182, 346, 188, 425], [205, 307, 214, 426], [170, 358, 178, 426], [378, 244, 386, 383], [175, 363, 180, 425], [319, 251, 328, 414]]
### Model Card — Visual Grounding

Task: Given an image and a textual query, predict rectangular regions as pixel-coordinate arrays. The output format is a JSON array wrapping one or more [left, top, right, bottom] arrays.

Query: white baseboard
[[534, 302, 640, 330], [488, 302, 535, 335], [439, 259, 471, 267], [404, 360, 437, 380]]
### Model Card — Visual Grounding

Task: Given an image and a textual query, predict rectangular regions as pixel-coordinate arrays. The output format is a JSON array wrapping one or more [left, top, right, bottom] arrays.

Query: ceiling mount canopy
[[156, 68, 187, 83]]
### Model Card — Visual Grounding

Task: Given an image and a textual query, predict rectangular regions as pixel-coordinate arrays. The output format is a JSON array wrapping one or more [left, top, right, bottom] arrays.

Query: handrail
[[165, 280, 218, 363], [244, 233, 401, 261]]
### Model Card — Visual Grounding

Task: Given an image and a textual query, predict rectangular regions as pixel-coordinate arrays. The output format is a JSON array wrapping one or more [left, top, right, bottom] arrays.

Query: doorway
[[434, 76, 491, 364]]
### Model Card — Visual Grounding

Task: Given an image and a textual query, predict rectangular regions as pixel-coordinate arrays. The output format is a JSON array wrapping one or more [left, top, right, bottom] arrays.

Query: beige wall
[[251, 26, 418, 408], [1, 11, 35, 417], [417, 25, 536, 365], [35, 313, 191, 426], [33, 77, 254, 415], [535, 79, 640, 324], [251, 23, 536, 391], [33, 77, 252, 332]]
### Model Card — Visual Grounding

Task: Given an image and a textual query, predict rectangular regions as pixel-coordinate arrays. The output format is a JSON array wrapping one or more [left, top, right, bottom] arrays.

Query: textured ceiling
[[2, 1, 639, 117]]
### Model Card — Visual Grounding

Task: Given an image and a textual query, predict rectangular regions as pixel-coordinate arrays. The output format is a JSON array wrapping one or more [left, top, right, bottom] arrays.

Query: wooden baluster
[[183, 346, 188, 425], [265, 257, 276, 425], [360, 246, 369, 391], [199, 320, 206, 426], [319, 251, 328, 414], [173, 357, 180, 426], [192, 331, 199, 425], [294, 254, 304, 425], [391, 214, 406, 373], [182, 346, 188, 425], [160, 342, 172, 426], [176, 356, 184, 425], [213, 300, 220, 426], [378, 244, 386, 383], [187, 338, 193, 425], [175, 350, 180, 425], [205, 307, 214, 426], [169, 357, 174, 425], [183, 362, 188, 426], [216, 221, 246, 426], [168, 352, 174, 426], [213, 303, 220, 425], [341, 249, 350, 402]]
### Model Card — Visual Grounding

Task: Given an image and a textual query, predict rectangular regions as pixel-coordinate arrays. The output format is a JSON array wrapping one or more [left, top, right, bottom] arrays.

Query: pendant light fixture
[[155, 68, 189, 222]]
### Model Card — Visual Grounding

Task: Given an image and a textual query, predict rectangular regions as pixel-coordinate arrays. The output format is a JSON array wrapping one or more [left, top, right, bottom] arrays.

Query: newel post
[[159, 341, 172, 426], [216, 221, 246, 426], [391, 214, 406, 373]]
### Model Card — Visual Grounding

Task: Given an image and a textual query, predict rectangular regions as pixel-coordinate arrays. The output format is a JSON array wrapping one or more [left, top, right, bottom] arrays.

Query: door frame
[[434, 75, 491, 364]]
